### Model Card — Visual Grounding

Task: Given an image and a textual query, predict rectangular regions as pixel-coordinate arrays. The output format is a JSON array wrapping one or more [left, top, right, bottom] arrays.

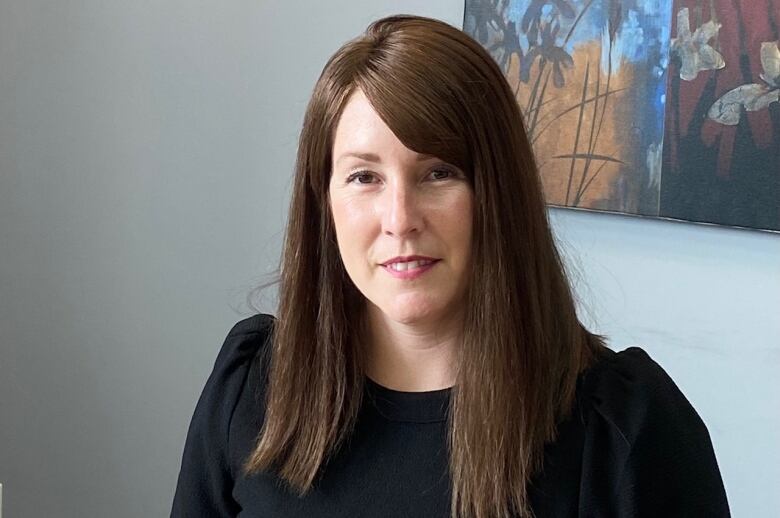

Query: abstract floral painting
[[464, 0, 780, 231]]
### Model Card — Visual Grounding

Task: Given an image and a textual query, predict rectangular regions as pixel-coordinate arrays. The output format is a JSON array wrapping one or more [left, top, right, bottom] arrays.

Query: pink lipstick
[[381, 259, 440, 280]]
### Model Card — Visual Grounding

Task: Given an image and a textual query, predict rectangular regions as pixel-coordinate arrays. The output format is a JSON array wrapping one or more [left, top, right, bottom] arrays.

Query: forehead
[[335, 89, 381, 134], [332, 89, 415, 165]]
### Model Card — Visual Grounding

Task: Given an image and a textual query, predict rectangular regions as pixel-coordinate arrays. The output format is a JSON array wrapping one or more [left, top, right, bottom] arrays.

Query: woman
[[171, 14, 730, 518]]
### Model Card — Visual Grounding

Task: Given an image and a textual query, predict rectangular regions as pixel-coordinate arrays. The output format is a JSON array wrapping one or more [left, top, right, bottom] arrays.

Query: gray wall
[[0, 1, 777, 517]]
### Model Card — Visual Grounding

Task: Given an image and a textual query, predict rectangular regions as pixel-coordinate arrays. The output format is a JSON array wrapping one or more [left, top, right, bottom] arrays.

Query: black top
[[171, 314, 730, 517]]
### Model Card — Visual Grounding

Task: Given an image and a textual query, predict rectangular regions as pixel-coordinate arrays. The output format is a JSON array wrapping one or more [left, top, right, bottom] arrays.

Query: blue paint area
[[465, 0, 677, 212], [502, 1, 672, 76], [505, 3, 524, 27], [502, 3, 669, 160]]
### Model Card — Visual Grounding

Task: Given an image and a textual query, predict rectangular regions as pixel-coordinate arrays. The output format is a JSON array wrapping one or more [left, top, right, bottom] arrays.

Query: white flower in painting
[[670, 7, 725, 81], [646, 142, 662, 190], [708, 41, 780, 125], [759, 40, 780, 86]]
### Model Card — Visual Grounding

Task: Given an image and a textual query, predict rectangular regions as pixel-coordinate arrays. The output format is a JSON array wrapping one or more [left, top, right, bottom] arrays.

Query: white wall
[[552, 208, 779, 517], [0, 1, 776, 517]]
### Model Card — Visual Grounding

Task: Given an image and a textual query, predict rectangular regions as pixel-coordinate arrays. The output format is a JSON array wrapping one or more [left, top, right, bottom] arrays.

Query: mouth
[[382, 258, 439, 270], [381, 259, 440, 280], [380, 255, 440, 267]]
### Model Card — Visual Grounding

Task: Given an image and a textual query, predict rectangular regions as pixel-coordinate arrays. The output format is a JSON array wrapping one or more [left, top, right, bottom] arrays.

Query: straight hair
[[244, 14, 608, 518]]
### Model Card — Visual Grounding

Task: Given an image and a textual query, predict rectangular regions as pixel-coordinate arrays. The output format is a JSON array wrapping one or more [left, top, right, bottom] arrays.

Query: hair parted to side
[[243, 14, 608, 518]]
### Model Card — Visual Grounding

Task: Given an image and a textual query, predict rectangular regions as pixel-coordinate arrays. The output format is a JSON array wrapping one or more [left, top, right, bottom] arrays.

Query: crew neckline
[[364, 376, 451, 423], [361, 349, 612, 425]]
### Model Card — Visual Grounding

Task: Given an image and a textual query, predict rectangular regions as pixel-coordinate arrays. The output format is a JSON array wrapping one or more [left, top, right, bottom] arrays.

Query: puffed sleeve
[[170, 313, 275, 518], [579, 347, 730, 517]]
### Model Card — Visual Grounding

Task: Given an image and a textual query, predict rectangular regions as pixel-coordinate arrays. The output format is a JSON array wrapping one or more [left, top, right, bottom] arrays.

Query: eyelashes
[[345, 168, 459, 185], [345, 172, 374, 185]]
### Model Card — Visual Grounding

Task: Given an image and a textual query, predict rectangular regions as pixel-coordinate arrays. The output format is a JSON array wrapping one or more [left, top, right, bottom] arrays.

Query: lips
[[381, 255, 439, 266], [381, 259, 439, 280]]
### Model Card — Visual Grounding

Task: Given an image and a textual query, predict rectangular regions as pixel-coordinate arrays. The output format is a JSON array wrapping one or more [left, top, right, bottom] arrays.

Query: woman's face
[[328, 89, 473, 327]]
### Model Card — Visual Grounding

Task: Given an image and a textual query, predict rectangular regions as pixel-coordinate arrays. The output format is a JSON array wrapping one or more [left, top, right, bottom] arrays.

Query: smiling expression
[[328, 89, 474, 326]]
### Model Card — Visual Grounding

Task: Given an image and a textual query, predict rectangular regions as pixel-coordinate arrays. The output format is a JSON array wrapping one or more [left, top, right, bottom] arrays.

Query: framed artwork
[[464, 0, 780, 232]]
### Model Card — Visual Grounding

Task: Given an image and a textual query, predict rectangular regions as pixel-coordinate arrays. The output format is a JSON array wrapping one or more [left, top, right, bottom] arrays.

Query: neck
[[363, 304, 462, 392]]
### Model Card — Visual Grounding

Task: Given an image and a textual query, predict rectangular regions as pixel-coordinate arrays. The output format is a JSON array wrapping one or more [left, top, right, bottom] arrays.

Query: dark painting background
[[662, 0, 780, 231], [464, 0, 780, 231]]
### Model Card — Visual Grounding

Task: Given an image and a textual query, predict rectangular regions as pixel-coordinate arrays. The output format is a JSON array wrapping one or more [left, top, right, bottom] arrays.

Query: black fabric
[[171, 313, 730, 517]]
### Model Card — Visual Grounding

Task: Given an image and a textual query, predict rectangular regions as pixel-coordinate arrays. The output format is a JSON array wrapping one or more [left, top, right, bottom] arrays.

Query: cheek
[[440, 193, 473, 254], [330, 197, 359, 238], [330, 199, 375, 263]]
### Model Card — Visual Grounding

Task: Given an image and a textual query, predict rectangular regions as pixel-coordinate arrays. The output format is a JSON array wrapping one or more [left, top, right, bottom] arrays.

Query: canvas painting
[[464, 0, 780, 231]]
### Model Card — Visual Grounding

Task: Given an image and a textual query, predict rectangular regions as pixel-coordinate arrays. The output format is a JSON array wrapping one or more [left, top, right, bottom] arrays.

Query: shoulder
[[576, 346, 730, 515], [578, 346, 701, 447], [222, 312, 276, 353], [179, 313, 277, 452], [171, 313, 276, 514], [191, 313, 276, 438], [226, 312, 276, 337], [213, 313, 276, 376]]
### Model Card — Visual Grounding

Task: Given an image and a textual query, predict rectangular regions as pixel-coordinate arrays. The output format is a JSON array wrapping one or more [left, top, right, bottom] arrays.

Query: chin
[[379, 297, 442, 325]]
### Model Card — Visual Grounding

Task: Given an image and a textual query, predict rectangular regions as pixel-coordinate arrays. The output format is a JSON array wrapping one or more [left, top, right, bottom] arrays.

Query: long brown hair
[[244, 14, 607, 518]]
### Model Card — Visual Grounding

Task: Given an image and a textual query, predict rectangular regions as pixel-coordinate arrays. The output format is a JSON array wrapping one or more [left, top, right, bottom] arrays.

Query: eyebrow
[[335, 152, 436, 165]]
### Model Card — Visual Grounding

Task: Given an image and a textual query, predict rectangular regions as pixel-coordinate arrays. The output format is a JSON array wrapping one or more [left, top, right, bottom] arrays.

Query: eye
[[345, 172, 376, 185], [344, 166, 459, 185], [429, 168, 456, 180]]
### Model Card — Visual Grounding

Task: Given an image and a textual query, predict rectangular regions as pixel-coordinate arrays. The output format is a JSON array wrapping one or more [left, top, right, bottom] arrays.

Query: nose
[[381, 179, 423, 238]]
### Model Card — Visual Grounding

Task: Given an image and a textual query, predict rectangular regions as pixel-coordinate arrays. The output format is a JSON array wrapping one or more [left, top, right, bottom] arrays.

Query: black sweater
[[171, 313, 730, 517]]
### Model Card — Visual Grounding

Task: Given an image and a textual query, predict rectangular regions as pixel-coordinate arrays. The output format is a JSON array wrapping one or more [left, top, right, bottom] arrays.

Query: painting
[[464, 0, 780, 232]]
